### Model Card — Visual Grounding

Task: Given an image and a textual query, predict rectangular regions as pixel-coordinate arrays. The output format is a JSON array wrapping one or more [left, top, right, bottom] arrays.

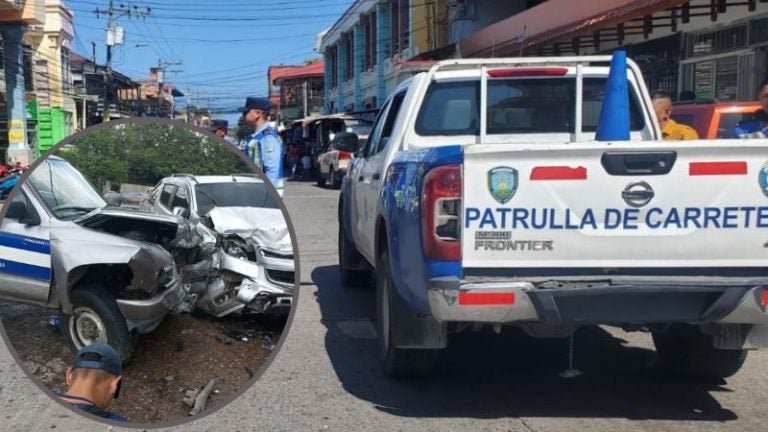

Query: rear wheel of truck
[[652, 324, 748, 379], [376, 250, 439, 378], [63, 286, 136, 365], [338, 222, 371, 287], [317, 172, 327, 187]]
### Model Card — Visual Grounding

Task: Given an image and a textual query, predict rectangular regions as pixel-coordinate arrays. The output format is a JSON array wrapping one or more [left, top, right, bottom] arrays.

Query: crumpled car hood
[[207, 207, 292, 253]]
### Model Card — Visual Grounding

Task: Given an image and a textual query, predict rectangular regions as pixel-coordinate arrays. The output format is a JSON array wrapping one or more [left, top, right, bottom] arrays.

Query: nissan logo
[[622, 181, 654, 207]]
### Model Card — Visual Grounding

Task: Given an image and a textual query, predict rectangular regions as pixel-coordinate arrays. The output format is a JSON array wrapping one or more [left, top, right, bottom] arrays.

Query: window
[[170, 186, 189, 211], [415, 77, 645, 136], [160, 184, 176, 209], [363, 99, 392, 157], [717, 112, 755, 139], [194, 182, 278, 217], [390, 0, 409, 56], [377, 92, 406, 153], [364, 13, 377, 71], [342, 32, 354, 80]]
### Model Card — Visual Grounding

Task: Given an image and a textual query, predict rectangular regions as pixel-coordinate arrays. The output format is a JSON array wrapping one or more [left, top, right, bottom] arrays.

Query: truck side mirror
[[331, 132, 359, 153], [6, 200, 40, 226]]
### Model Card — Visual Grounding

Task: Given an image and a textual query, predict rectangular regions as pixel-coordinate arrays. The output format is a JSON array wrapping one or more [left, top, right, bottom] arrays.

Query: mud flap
[[390, 282, 447, 349]]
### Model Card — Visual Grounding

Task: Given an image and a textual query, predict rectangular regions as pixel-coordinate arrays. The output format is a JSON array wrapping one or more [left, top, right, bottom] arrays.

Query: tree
[[57, 123, 250, 190]]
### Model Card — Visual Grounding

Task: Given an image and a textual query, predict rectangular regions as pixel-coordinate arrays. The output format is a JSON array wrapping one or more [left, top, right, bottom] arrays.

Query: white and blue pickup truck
[[337, 54, 768, 379]]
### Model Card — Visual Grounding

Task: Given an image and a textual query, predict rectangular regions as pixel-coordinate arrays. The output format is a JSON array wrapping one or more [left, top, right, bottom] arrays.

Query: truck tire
[[338, 222, 371, 287], [62, 286, 136, 365], [317, 173, 326, 187], [652, 324, 748, 379], [376, 251, 439, 377]]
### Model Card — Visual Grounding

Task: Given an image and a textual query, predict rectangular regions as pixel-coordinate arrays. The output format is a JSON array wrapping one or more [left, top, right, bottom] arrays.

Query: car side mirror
[[331, 132, 359, 153], [173, 206, 190, 219], [6, 200, 40, 226]]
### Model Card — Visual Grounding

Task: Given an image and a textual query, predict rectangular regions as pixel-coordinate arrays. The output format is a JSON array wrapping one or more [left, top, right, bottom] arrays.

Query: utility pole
[[302, 81, 309, 118], [155, 59, 182, 117], [94, 2, 150, 121]]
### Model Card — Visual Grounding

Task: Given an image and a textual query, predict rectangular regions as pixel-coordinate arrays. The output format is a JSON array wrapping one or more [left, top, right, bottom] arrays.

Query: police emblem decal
[[759, 162, 768, 198], [487, 166, 518, 204]]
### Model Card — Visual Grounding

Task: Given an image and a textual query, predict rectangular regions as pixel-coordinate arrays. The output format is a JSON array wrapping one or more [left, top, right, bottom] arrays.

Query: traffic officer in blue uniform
[[209, 119, 238, 146], [735, 78, 768, 139], [240, 97, 285, 197]]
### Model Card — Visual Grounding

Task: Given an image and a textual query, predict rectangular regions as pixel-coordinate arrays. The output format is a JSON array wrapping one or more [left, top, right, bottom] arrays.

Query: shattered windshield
[[27, 158, 107, 220], [195, 182, 279, 216]]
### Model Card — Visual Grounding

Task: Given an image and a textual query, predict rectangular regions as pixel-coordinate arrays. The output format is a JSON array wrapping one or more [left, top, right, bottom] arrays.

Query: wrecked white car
[[142, 174, 295, 317], [0, 156, 182, 363]]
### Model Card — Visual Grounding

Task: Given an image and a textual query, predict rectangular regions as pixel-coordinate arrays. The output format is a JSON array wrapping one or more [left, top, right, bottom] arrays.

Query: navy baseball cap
[[209, 119, 228, 132], [239, 97, 270, 114], [72, 342, 122, 376]]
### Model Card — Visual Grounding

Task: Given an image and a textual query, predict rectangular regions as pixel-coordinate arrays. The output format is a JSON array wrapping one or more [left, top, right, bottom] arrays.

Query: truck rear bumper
[[427, 278, 768, 326]]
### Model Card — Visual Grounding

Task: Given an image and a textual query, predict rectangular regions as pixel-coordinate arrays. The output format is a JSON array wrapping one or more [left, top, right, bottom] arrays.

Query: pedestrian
[[651, 91, 699, 140], [55, 342, 126, 421], [734, 79, 768, 139], [208, 119, 238, 146], [240, 97, 286, 197]]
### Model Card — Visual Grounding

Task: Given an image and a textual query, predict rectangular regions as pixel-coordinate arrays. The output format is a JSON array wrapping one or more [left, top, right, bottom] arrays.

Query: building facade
[[268, 59, 324, 124], [455, 0, 768, 102], [318, 0, 453, 113], [0, 0, 45, 165]]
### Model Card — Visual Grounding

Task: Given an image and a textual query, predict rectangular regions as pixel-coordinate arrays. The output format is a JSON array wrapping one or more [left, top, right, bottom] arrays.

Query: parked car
[[304, 115, 373, 183], [316, 134, 357, 189], [0, 156, 183, 363], [671, 101, 762, 139], [142, 174, 295, 317]]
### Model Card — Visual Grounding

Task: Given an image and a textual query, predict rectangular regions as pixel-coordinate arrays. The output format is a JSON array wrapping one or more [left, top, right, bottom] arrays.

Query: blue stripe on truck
[[0, 258, 51, 280], [0, 231, 51, 254]]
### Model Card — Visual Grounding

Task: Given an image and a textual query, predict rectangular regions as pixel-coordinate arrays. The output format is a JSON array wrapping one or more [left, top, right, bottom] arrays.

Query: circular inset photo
[[0, 118, 297, 426]]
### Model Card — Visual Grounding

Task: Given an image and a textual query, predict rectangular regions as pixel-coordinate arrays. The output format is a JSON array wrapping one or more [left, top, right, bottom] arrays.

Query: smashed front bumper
[[427, 277, 768, 326], [116, 275, 183, 334], [190, 249, 295, 318]]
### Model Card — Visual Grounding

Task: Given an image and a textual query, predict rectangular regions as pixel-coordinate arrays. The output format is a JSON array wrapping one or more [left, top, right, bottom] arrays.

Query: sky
[[67, 0, 353, 124]]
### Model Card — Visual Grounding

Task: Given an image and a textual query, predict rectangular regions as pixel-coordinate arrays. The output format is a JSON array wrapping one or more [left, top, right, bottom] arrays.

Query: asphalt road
[[2, 181, 768, 431]]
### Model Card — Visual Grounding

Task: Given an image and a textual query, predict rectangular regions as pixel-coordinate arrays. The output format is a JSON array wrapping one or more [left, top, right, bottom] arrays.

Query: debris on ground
[[217, 334, 234, 344], [187, 378, 219, 416], [0, 301, 285, 423]]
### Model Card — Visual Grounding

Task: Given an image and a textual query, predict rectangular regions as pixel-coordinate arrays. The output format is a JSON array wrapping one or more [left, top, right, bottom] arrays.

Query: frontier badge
[[487, 166, 518, 204]]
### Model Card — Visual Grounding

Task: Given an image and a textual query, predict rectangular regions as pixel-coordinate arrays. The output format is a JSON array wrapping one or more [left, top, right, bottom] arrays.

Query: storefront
[[679, 15, 768, 101]]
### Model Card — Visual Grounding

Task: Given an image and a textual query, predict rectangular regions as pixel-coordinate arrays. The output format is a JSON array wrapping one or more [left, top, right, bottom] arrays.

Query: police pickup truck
[[337, 53, 768, 379]]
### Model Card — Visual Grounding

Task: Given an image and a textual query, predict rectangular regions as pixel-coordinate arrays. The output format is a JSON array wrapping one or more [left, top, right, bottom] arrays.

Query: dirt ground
[[0, 300, 284, 423]]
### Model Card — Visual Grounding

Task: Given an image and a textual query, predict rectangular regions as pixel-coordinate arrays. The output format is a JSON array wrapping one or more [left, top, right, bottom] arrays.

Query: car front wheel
[[63, 286, 136, 364]]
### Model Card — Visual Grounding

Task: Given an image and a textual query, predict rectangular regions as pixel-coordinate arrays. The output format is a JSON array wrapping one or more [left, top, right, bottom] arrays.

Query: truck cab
[[0, 156, 182, 363]]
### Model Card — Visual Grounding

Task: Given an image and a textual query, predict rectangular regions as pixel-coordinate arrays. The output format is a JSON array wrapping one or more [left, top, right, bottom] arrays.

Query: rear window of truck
[[415, 77, 646, 136]]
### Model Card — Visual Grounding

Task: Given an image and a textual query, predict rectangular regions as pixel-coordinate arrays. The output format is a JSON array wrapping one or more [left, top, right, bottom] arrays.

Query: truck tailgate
[[462, 140, 768, 271]]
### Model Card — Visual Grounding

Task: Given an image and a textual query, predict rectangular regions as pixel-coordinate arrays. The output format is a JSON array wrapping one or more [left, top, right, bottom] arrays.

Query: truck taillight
[[422, 164, 462, 261], [338, 151, 353, 160]]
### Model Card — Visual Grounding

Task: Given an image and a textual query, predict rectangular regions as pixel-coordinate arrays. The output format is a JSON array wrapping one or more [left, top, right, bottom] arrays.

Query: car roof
[[164, 174, 265, 185]]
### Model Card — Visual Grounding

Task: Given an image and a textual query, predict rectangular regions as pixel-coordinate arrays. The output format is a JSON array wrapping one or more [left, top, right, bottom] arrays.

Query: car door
[[0, 188, 53, 305], [154, 183, 178, 216], [349, 99, 392, 255], [356, 91, 408, 263]]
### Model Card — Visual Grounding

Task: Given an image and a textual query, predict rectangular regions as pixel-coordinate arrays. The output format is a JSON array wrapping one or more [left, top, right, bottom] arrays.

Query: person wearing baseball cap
[[55, 342, 126, 421], [209, 119, 238, 145], [240, 96, 286, 197]]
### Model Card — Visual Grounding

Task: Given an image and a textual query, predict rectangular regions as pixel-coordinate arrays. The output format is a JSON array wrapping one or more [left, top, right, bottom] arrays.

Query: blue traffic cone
[[595, 50, 630, 141]]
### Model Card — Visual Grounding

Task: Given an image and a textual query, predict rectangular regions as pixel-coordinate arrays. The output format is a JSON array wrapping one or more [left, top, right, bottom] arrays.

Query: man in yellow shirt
[[651, 91, 699, 140]]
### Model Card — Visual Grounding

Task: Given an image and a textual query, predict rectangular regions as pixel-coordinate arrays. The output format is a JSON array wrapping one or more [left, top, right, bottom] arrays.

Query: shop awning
[[458, 0, 689, 58]]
